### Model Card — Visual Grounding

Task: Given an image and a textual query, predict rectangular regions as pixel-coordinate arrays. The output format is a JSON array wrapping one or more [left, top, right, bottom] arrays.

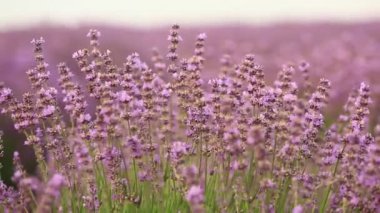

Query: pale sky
[[1, 0, 380, 30]]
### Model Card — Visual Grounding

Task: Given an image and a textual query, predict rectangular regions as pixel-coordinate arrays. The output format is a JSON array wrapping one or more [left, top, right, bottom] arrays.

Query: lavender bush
[[0, 24, 379, 212]]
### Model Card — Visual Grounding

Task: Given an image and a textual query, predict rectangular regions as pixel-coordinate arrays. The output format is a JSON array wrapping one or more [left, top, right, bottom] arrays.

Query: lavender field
[[0, 23, 380, 212]]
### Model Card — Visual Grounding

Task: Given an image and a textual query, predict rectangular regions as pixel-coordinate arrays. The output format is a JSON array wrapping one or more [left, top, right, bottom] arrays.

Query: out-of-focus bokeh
[[1, 0, 380, 184]]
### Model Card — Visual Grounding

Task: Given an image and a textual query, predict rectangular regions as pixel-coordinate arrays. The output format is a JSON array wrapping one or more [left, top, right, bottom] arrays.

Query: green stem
[[204, 134, 208, 191], [133, 159, 139, 192], [275, 175, 292, 213], [271, 133, 277, 177], [320, 141, 347, 213], [198, 132, 203, 179]]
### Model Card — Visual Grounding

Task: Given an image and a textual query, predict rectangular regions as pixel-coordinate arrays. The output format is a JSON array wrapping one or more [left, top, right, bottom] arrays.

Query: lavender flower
[[0, 86, 12, 105], [169, 141, 190, 163], [37, 174, 66, 213], [292, 205, 303, 213], [186, 185, 204, 212]]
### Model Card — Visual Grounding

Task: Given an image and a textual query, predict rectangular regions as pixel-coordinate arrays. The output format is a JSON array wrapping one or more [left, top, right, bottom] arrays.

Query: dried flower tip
[[87, 29, 101, 38], [298, 61, 310, 72], [31, 37, 45, 45], [72, 49, 88, 59], [197, 33, 207, 40], [172, 24, 180, 30]]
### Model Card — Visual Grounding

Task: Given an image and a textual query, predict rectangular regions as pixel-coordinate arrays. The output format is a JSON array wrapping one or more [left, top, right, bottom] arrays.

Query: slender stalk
[[198, 132, 203, 179], [320, 141, 347, 213], [276, 175, 292, 213], [204, 133, 208, 190], [271, 133, 277, 177], [133, 159, 139, 192]]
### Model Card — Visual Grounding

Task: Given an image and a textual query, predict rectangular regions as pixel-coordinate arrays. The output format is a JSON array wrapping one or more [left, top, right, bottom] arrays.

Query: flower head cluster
[[167, 24, 181, 74]]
